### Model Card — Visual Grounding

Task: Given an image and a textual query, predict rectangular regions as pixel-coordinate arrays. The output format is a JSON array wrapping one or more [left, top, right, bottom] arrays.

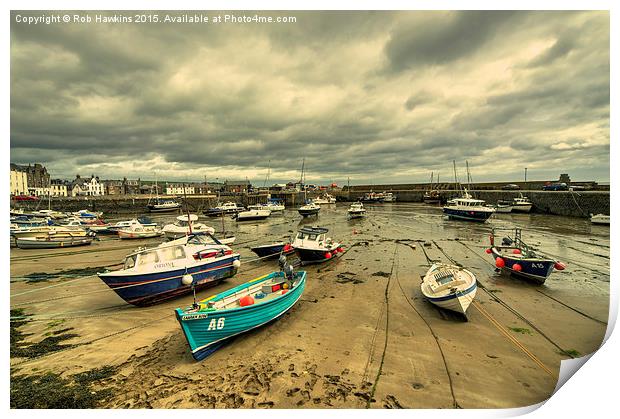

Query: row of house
[[10, 163, 256, 197]]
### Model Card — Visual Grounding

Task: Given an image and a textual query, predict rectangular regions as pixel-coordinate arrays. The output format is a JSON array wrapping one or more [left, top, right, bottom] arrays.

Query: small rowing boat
[[176, 269, 306, 361], [421, 263, 477, 316]]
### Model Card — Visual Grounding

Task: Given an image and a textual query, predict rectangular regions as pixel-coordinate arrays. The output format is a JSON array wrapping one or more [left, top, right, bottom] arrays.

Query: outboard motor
[[501, 237, 513, 246], [279, 255, 295, 282]]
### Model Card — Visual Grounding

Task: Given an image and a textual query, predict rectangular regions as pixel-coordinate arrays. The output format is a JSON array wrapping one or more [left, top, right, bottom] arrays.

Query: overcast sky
[[10, 11, 609, 185]]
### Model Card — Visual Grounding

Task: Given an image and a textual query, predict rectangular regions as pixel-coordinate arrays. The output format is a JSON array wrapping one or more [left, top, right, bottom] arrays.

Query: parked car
[[13, 195, 39, 201], [502, 184, 520, 190], [542, 183, 569, 191]]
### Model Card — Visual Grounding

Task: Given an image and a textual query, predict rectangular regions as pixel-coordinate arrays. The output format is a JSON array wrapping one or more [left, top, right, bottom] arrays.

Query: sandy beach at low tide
[[9, 203, 610, 408]]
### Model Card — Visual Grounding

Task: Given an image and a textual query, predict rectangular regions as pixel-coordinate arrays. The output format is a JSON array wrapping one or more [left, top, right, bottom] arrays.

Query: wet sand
[[9, 203, 610, 408]]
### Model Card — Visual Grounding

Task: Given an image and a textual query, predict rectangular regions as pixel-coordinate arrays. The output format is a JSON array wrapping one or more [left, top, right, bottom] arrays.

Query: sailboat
[[147, 175, 182, 213], [423, 172, 441, 204], [297, 158, 320, 217]]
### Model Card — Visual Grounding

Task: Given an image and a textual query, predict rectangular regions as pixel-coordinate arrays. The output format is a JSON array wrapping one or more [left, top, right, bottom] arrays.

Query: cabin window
[[308, 234, 318, 241], [297, 232, 306, 240], [138, 251, 159, 266], [159, 246, 186, 261], [124, 255, 137, 269]]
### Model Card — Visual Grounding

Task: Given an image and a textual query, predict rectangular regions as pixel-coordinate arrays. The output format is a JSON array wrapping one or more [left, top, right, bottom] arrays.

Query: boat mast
[[183, 182, 193, 234], [452, 160, 459, 192], [263, 160, 271, 188]]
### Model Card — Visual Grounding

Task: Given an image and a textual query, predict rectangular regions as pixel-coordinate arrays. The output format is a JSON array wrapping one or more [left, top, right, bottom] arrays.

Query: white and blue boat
[[443, 190, 495, 222], [176, 270, 306, 361], [98, 240, 240, 306], [421, 263, 477, 316]]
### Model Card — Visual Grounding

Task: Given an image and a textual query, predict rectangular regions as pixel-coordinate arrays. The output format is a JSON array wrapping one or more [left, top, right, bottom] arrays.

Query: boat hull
[[98, 255, 240, 306], [298, 208, 320, 217], [423, 283, 477, 315], [295, 247, 341, 264], [443, 207, 493, 222], [251, 243, 294, 259], [147, 205, 181, 213], [16, 237, 93, 249], [176, 272, 306, 361], [511, 204, 532, 213], [348, 211, 366, 219], [491, 248, 555, 284], [118, 230, 161, 239]]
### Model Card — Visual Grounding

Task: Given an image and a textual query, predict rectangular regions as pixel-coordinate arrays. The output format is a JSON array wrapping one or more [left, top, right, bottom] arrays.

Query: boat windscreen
[[158, 246, 186, 261], [137, 250, 159, 266]]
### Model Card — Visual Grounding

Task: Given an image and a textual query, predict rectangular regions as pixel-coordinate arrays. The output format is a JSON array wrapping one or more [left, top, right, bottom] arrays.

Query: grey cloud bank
[[10, 11, 609, 184]]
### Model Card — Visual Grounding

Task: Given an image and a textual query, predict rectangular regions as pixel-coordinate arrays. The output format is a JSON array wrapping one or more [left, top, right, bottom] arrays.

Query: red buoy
[[283, 243, 292, 252], [324, 252, 332, 259], [512, 263, 522, 272], [554, 262, 566, 271], [512, 249, 522, 254], [485, 248, 492, 254], [337, 247, 343, 253], [239, 295, 255, 307], [495, 257, 505, 268]]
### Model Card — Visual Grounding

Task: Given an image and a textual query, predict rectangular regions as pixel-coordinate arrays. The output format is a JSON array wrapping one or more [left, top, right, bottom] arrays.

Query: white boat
[[161, 232, 236, 247], [382, 192, 396, 202], [31, 209, 66, 219], [291, 226, 342, 264], [298, 202, 321, 217], [147, 199, 182, 213], [314, 194, 336, 205], [443, 190, 495, 222], [118, 224, 163, 239], [72, 209, 103, 219], [205, 202, 245, 216], [500, 193, 532, 213], [97, 241, 240, 306], [162, 214, 215, 240], [108, 218, 158, 233], [10, 225, 90, 240], [591, 214, 610, 225], [488, 203, 513, 213], [16, 236, 94, 249], [421, 263, 477, 315], [248, 202, 285, 212], [348, 202, 366, 218], [235, 209, 271, 221]]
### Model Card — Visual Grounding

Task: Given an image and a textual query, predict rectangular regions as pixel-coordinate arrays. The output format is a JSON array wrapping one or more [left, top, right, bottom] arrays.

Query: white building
[[72, 175, 104, 196], [165, 184, 195, 195], [10, 169, 29, 196]]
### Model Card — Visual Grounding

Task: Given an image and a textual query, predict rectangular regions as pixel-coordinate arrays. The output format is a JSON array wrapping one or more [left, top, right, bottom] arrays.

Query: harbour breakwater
[[12, 190, 609, 218], [337, 190, 610, 217]]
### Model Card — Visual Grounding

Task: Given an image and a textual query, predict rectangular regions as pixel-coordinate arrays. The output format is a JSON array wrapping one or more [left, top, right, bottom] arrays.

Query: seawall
[[335, 190, 610, 218], [12, 190, 609, 218]]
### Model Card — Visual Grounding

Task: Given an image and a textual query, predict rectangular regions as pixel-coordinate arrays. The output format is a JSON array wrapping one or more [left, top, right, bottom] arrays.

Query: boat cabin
[[293, 227, 332, 248], [123, 245, 188, 270]]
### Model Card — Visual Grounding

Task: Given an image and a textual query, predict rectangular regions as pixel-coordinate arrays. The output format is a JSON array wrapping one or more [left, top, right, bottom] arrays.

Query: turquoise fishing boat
[[175, 270, 306, 361]]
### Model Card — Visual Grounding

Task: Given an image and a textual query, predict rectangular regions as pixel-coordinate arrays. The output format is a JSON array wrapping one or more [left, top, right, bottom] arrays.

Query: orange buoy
[[512, 263, 522, 272], [495, 257, 505, 268], [512, 249, 522, 254], [239, 295, 255, 307], [554, 262, 566, 271]]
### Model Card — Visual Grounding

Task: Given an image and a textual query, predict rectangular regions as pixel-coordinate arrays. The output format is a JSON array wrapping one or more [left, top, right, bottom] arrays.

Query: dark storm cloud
[[9, 10, 609, 184], [383, 11, 522, 72]]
